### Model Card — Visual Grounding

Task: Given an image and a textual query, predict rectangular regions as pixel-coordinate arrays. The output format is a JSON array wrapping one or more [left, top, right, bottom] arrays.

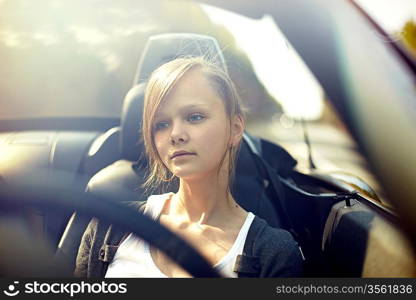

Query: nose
[[170, 121, 188, 145]]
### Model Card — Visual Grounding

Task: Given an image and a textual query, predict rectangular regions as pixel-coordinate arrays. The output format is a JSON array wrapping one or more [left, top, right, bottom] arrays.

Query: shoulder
[[248, 216, 304, 277], [251, 216, 298, 250], [75, 199, 150, 277], [123, 192, 172, 211], [124, 200, 147, 213], [83, 200, 148, 243]]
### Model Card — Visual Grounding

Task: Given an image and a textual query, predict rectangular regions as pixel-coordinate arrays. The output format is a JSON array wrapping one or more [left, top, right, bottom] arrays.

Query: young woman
[[75, 57, 303, 277]]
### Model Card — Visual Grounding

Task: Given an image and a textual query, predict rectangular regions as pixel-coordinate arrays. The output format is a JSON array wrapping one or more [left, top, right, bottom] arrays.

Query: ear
[[229, 115, 245, 147]]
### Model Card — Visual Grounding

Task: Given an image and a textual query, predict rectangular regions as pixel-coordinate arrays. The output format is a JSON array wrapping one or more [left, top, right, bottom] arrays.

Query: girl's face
[[152, 69, 242, 181]]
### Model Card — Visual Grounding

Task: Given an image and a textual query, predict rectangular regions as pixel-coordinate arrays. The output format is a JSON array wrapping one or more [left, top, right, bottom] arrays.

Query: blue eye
[[188, 113, 205, 123], [154, 121, 169, 131]]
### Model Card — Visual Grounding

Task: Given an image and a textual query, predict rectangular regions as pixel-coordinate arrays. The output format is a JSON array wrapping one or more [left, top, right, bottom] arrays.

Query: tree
[[399, 19, 416, 58]]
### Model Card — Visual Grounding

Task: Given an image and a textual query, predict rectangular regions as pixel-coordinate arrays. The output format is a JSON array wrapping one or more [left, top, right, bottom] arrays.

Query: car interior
[[1, 0, 415, 277], [55, 33, 288, 273]]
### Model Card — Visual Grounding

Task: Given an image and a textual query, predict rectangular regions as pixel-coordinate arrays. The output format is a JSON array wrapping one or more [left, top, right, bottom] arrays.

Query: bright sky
[[201, 4, 324, 120]]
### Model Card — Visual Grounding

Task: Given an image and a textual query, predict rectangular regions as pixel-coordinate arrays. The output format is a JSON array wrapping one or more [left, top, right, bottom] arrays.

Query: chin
[[176, 168, 222, 183], [173, 169, 208, 181]]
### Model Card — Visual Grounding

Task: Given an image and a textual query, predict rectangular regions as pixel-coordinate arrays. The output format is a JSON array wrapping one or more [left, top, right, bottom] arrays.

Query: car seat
[[321, 199, 375, 276], [56, 33, 292, 270]]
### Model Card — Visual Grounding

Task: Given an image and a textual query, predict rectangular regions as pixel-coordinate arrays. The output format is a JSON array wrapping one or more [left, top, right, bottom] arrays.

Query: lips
[[170, 151, 195, 159]]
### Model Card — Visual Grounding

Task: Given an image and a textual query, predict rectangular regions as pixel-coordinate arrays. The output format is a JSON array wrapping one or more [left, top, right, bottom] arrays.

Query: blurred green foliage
[[400, 19, 416, 58]]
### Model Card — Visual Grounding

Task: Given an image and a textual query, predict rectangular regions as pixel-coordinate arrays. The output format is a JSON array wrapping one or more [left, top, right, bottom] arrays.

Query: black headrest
[[120, 33, 227, 162], [120, 84, 146, 162]]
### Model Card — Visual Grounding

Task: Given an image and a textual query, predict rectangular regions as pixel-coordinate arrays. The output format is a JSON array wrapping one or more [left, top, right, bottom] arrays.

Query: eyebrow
[[178, 103, 210, 110], [154, 103, 210, 119]]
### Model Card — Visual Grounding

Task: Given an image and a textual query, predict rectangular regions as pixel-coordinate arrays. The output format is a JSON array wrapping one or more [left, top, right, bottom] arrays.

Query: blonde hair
[[142, 56, 245, 195]]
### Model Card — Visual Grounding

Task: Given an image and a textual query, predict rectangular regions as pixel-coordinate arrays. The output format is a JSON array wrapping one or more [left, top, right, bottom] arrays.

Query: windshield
[[0, 0, 282, 121], [0, 0, 324, 121], [0, 0, 386, 204]]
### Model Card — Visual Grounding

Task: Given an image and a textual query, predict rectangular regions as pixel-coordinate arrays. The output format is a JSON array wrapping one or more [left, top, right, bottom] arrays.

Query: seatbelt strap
[[257, 157, 305, 260], [243, 134, 293, 233], [243, 134, 305, 259]]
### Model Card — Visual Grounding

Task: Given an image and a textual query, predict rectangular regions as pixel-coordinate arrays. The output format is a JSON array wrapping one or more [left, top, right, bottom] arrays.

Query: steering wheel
[[0, 170, 220, 277]]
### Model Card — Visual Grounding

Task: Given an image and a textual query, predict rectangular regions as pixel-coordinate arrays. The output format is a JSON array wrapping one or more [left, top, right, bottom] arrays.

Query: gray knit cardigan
[[74, 201, 303, 278]]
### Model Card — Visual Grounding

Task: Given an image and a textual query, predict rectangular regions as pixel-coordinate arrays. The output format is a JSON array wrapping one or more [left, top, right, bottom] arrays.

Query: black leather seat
[[321, 199, 375, 276], [56, 33, 285, 270]]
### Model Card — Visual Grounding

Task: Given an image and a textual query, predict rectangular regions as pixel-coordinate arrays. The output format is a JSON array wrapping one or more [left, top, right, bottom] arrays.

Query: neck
[[169, 171, 238, 225]]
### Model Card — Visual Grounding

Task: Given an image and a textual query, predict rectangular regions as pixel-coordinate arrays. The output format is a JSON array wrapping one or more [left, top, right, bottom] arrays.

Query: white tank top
[[105, 193, 255, 278]]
